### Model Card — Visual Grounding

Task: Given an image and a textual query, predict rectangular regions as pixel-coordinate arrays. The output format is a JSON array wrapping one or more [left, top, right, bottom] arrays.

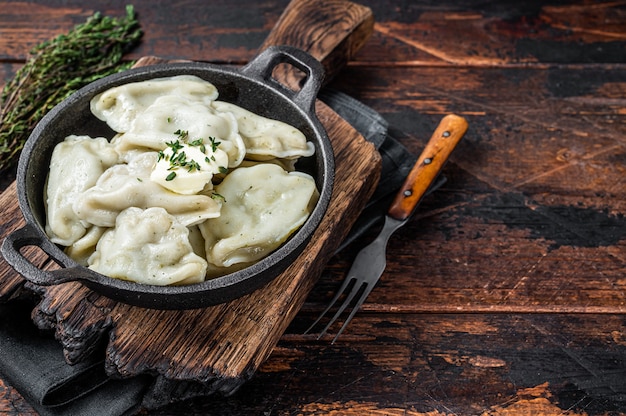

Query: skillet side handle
[[260, 0, 374, 88], [1, 224, 78, 286], [241, 45, 325, 114]]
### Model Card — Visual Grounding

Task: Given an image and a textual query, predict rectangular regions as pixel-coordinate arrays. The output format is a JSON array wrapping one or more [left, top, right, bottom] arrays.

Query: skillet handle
[[1, 224, 80, 286], [260, 0, 374, 87], [241, 45, 325, 114]]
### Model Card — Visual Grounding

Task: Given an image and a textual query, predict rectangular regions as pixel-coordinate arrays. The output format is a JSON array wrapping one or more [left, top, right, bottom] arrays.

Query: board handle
[[260, 0, 374, 88], [388, 114, 468, 221]]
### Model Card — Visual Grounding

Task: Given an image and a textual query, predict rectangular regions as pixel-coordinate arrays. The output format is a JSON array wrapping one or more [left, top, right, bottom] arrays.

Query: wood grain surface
[[1, 0, 626, 415]]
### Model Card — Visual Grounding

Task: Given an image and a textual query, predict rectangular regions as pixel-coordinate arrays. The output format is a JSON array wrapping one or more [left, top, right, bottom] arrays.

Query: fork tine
[[331, 282, 376, 344], [316, 279, 366, 339], [304, 275, 357, 335]]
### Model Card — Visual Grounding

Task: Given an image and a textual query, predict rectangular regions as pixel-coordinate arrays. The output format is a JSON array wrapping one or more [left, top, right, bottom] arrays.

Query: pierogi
[[200, 163, 319, 269], [45, 75, 319, 286]]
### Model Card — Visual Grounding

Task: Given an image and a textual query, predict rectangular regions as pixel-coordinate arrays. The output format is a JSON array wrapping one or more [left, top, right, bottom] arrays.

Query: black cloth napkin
[[0, 89, 422, 415], [0, 299, 150, 416]]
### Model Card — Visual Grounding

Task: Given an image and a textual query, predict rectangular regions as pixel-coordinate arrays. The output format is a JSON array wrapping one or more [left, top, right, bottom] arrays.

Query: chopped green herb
[[187, 159, 201, 172], [172, 150, 186, 165], [211, 192, 226, 202], [219, 166, 228, 174], [209, 137, 221, 152], [165, 139, 184, 155], [188, 138, 207, 154], [165, 171, 177, 181], [173, 129, 189, 140]]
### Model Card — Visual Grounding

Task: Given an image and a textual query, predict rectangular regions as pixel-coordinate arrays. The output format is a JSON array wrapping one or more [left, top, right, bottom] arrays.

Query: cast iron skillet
[[1, 46, 334, 309]]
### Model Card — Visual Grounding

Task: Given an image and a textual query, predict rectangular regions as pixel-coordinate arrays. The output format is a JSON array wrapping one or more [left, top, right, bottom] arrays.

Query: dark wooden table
[[2, 1, 626, 414]]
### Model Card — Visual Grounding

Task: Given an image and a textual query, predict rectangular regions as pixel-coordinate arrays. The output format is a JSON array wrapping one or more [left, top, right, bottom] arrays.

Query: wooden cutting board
[[0, 0, 380, 397]]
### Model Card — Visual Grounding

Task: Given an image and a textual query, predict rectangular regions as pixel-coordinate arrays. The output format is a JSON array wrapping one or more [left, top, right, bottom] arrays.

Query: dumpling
[[65, 225, 108, 266], [112, 95, 246, 168], [73, 152, 222, 227], [187, 225, 206, 259], [88, 207, 207, 286], [212, 101, 315, 161], [199, 164, 319, 268], [45, 135, 118, 246], [90, 75, 219, 133]]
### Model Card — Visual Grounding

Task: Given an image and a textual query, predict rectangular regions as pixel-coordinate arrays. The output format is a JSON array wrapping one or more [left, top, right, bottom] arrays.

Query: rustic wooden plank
[[0, 1, 288, 62], [328, 64, 626, 205], [1, 1, 624, 65], [0, 2, 92, 60], [0, 182, 38, 300], [4, 312, 625, 414], [294, 62, 626, 315], [0, 379, 36, 415], [305, 209, 626, 314], [140, 313, 626, 415], [356, 0, 626, 65]]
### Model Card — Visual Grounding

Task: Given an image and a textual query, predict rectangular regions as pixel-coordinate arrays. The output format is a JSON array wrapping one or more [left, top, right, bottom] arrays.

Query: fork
[[305, 114, 468, 343]]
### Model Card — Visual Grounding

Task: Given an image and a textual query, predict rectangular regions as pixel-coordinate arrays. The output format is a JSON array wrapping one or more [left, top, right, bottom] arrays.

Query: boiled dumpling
[[90, 75, 219, 133], [199, 163, 319, 268], [73, 152, 222, 227], [45, 135, 118, 246], [88, 207, 207, 285], [112, 95, 246, 168], [65, 225, 108, 266], [187, 225, 206, 259], [212, 101, 314, 161]]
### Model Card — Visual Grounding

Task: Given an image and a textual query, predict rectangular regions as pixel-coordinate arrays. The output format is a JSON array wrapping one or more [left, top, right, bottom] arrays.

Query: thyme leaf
[[174, 129, 189, 140], [210, 192, 226, 203], [209, 137, 221, 153]]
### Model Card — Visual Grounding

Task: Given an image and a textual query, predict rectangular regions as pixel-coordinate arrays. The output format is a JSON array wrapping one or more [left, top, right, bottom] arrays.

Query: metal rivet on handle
[[423, 158, 432, 165], [443, 131, 451, 137]]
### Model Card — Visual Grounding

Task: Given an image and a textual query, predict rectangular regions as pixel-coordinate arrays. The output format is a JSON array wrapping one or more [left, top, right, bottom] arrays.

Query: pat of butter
[[150, 142, 229, 195]]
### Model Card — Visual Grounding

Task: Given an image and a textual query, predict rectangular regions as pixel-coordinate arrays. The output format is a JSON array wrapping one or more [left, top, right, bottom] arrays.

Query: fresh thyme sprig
[[0, 5, 143, 173]]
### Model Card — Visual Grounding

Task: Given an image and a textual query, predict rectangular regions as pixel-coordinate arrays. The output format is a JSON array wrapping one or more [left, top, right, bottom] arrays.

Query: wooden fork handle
[[387, 114, 468, 221]]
